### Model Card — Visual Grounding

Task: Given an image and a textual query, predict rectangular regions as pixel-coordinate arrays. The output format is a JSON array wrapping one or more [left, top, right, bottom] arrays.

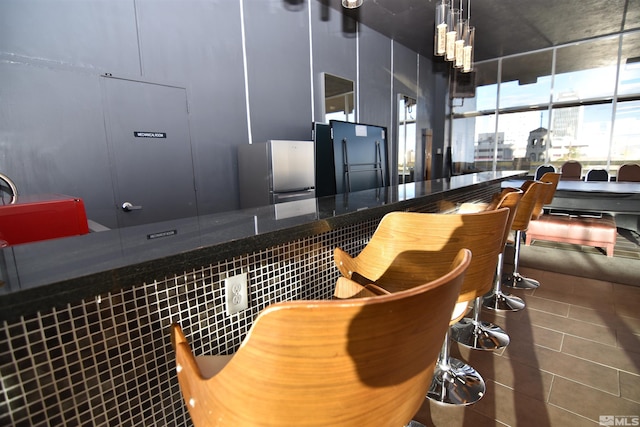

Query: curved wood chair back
[[456, 187, 523, 249], [492, 189, 524, 248], [560, 160, 582, 180], [334, 209, 508, 304], [511, 181, 546, 230], [530, 172, 562, 219], [456, 186, 520, 214], [618, 163, 640, 182], [171, 249, 471, 427], [538, 172, 561, 205], [529, 180, 553, 221]]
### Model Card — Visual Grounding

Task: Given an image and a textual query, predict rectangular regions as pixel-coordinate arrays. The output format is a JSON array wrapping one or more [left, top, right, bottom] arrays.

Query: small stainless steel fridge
[[238, 140, 315, 209]]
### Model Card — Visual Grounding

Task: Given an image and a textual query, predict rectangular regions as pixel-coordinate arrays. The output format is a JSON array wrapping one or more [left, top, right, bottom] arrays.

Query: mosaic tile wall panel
[[0, 219, 380, 427], [0, 182, 500, 426]]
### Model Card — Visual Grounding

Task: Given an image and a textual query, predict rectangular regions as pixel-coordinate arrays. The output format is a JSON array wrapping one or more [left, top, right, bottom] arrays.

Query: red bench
[[525, 213, 617, 257]]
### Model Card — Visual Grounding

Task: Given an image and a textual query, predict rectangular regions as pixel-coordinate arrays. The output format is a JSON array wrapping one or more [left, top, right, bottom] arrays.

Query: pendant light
[[463, 25, 475, 72], [462, 0, 474, 72], [434, 0, 474, 73], [454, 2, 466, 68], [434, 0, 450, 57], [445, 7, 459, 62], [342, 0, 363, 8]]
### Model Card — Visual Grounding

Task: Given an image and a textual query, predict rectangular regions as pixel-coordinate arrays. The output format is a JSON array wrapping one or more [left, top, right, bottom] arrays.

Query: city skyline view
[[452, 34, 640, 174]]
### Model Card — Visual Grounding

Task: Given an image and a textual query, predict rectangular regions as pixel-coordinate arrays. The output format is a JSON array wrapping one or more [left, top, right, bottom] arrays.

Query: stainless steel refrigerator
[[238, 140, 315, 209]]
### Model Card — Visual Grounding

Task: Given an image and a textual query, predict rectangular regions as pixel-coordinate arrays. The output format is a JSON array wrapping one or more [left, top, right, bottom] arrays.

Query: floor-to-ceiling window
[[452, 31, 640, 180], [398, 95, 417, 183]]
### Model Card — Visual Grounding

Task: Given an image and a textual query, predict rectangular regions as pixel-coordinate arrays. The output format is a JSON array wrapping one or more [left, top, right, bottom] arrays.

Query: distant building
[[549, 98, 585, 160], [525, 127, 550, 162], [475, 132, 513, 161]]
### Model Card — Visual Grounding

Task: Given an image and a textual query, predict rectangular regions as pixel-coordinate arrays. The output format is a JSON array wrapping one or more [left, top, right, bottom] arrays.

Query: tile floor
[[413, 242, 640, 426]]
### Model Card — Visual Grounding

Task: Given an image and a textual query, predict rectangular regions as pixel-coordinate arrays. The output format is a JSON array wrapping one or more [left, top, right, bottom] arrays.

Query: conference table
[[501, 179, 640, 215]]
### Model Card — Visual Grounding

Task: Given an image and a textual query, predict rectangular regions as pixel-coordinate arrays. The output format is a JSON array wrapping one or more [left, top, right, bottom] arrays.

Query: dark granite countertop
[[0, 171, 525, 320]]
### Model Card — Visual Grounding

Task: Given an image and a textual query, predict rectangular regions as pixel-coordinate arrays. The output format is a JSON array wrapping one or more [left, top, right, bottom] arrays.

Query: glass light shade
[[434, 1, 450, 56], [463, 26, 475, 72], [445, 9, 460, 61], [454, 19, 467, 68], [342, 0, 363, 8]]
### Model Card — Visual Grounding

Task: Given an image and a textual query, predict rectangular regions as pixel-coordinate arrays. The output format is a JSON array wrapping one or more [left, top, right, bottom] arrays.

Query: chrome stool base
[[504, 229, 541, 290], [502, 272, 540, 289], [450, 318, 510, 350], [483, 290, 525, 312], [427, 357, 485, 405]]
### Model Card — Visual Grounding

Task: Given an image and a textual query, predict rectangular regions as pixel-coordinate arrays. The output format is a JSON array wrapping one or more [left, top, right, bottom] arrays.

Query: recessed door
[[102, 77, 197, 228]]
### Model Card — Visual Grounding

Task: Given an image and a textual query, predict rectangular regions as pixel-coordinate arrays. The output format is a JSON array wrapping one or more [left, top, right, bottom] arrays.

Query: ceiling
[[326, 0, 638, 61], [316, 0, 640, 85]]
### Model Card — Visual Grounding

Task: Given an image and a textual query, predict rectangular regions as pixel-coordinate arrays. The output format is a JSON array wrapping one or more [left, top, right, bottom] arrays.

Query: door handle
[[122, 202, 142, 212]]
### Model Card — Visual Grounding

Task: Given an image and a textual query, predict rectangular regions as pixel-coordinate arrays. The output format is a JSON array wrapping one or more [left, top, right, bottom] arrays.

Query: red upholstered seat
[[525, 214, 617, 257]]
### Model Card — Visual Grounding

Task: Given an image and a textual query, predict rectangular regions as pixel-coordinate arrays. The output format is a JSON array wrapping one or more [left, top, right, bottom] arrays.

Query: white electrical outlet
[[225, 273, 248, 315]]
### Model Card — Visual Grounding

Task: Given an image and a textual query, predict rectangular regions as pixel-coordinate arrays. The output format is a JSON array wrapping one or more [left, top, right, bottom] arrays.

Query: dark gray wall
[[310, 0, 357, 123], [245, 1, 313, 143], [0, 0, 445, 229], [358, 26, 392, 131], [135, 0, 248, 217]]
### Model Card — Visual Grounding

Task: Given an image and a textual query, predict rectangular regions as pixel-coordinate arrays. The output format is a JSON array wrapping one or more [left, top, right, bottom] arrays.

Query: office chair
[[585, 168, 609, 182], [560, 160, 582, 181], [534, 164, 555, 180], [617, 163, 640, 182]]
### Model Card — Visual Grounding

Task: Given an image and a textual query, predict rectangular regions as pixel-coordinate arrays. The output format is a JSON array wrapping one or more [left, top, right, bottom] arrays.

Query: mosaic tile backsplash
[[0, 184, 497, 426], [0, 219, 380, 427]]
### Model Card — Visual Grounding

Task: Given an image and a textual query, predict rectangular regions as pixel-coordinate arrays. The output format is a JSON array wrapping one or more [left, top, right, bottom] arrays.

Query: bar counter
[[0, 171, 523, 427], [0, 171, 523, 321]]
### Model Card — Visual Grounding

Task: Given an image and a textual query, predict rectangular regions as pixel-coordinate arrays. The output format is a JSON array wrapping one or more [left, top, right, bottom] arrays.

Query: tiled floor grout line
[[416, 232, 640, 426], [546, 374, 555, 403], [546, 400, 600, 425]]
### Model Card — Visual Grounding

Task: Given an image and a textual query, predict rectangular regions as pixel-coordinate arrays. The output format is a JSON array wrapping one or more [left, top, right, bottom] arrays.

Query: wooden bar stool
[[499, 172, 560, 292], [537, 172, 561, 214], [483, 180, 546, 311], [171, 248, 470, 427], [450, 187, 523, 350], [502, 180, 550, 290], [333, 209, 509, 405]]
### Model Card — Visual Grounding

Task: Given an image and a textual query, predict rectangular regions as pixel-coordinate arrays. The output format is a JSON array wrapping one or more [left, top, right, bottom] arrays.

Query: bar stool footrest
[[503, 272, 540, 289], [427, 357, 485, 405], [450, 318, 510, 350], [483, 290, 525, 311]]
